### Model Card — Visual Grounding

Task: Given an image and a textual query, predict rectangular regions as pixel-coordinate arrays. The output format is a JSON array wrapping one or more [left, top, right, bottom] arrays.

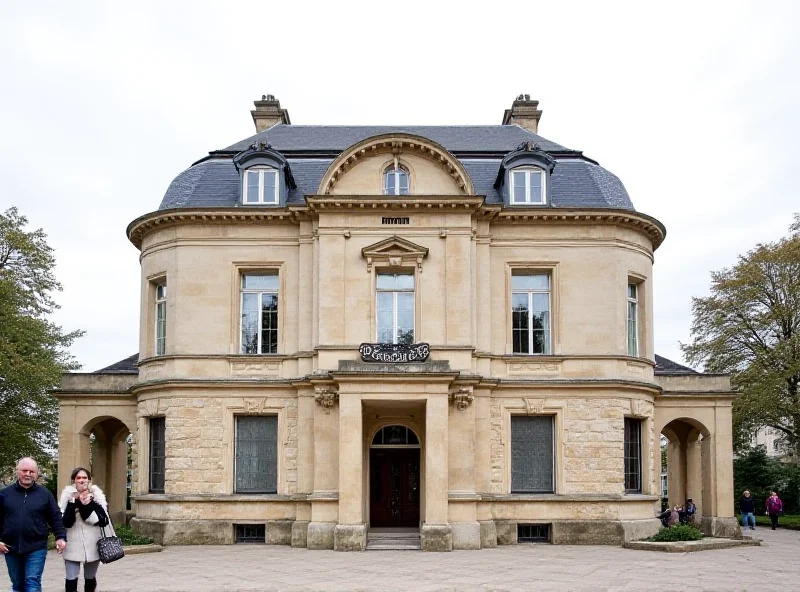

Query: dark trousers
[[769, 513, 780, 529]]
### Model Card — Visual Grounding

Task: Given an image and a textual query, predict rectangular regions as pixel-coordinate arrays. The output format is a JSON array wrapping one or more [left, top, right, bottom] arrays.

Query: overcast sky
[[1, 1, 798, 373]]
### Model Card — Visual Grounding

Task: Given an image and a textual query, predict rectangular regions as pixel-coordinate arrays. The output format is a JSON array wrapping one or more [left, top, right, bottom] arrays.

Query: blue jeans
[[741, 512, 756, 527], [4, 548, 47, 592]]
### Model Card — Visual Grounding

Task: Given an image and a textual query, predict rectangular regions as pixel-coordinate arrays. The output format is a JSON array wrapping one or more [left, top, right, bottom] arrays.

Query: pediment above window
[[318, 134, 474, 196], [361, 236, 429, 272]]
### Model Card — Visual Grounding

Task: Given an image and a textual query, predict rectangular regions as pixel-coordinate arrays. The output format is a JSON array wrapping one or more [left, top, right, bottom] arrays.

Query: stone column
[[422, 395, 452, 551], [666, 439, 686, 510], [448, 389, 480, 549], [307, 390, 339, 549], [292, 390, 315, 548], [685, 437, 703, 516], [334, 394, 365, 551]]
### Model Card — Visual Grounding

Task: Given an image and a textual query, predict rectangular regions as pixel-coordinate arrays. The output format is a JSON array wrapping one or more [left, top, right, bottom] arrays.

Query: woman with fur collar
[[59, 467, 109, 592]]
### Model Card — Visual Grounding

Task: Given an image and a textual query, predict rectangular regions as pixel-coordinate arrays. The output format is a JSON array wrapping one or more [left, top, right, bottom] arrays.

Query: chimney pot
[[251, 95, 291, 132], [502, 95, 542, 134]]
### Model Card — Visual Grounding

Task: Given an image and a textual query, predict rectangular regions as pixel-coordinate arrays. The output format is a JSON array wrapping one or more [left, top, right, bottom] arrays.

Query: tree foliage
[[0, 207, 83, 473], [682, 214, 800, 455], [734, 446, 800, 514]]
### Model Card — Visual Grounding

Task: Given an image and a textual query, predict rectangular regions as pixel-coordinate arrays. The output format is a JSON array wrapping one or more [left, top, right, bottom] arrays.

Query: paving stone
[[2, 526, 796, 591]]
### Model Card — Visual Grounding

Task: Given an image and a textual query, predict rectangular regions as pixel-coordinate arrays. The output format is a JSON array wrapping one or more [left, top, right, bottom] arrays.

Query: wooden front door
[[369, 448, 420, 527]]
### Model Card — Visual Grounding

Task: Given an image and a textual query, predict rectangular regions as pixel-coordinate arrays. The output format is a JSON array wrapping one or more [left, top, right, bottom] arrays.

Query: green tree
[[682, 214, 800, 455], [0, 207, 83, 474]]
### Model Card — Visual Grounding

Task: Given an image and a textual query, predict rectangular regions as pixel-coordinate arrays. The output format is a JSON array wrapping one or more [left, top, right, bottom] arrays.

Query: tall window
[[244, 168, 278, 204], [235, 416, 278, 493], [624, 418, 642, 493], [510, 168, 545, 204], [383, 165, 409, 196], [376, 272, 414, 344], [149, 417, 165, 493], [512, 273, 551, 354], [511, 415, 555, 493], [627, 283, 638, 357], [241, 274, 279, 354], [155, 283, 167, 356]]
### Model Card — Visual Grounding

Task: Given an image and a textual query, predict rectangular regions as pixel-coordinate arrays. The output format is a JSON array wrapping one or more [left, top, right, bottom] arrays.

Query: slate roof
[[94, 353, 139, 374], [222, 124, 570, 154], [654, 354, 698, 375], [158, 123, 635, 212]]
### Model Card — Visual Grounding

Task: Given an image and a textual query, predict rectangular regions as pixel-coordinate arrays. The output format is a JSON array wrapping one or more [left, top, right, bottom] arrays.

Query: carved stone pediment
[[361, 236, 429, 272]]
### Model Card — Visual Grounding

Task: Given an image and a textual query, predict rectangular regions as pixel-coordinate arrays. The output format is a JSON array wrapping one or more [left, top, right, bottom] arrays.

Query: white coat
[[58, 484, 113, 563]]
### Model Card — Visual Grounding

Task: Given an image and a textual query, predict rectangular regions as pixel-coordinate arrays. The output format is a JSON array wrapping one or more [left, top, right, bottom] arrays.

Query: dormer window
[[244, 168, 279, 204], [383, 164, 410, 196], [510, 168, 545, 204]]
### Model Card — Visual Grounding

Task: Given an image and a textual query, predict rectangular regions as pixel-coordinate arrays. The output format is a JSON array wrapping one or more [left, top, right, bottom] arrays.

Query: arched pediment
[[318, 134, 474, 196], [361, 235, 429, 272]]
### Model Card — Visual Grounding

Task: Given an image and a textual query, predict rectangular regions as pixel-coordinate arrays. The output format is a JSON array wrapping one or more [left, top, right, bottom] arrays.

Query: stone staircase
[[366, 528, 421, 550]]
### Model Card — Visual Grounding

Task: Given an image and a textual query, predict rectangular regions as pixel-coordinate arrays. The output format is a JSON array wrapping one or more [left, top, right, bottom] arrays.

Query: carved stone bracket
[[315, 387, 339, 412], [450, 386, 474, 411], [525, 398, 545, 414]]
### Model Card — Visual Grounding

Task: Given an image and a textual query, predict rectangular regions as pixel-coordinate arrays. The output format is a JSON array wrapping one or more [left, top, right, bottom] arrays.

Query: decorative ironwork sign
[[359, 342, 430, 363]]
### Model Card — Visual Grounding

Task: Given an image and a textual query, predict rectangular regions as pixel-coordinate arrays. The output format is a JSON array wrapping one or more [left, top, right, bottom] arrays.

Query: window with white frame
[[155, 283, 167, 356], [624, 417, 642, 493], [240, 274, 279, 354], [383, 164, 410, 196], [512, 273, 551, 354], [376, 272, 414, 344], [511, 415, 555, 493], [510, 168, 545, 204], [243, 168, 279, 204], [627, 283, 638, 357]]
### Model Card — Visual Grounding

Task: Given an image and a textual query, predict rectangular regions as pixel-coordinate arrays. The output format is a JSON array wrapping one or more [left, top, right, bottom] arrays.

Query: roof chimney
[[502, 94, 542, 134], [251, 95, 291, 132]]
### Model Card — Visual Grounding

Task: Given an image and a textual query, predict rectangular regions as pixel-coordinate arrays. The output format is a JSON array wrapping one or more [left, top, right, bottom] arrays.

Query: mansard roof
[[158, 123, 635, 212]]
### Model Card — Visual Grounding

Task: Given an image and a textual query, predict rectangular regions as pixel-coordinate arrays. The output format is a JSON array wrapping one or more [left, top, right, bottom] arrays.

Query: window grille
[[624, 418, 642, 493], [511, 415, 555, 493], [518, 523, 551, 543], [234, 524, 265, 544], [235, 416, 278, 493]]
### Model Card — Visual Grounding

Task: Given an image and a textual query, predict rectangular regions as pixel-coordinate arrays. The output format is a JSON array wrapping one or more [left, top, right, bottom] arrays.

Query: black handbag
[[96, 526, 125, 564]]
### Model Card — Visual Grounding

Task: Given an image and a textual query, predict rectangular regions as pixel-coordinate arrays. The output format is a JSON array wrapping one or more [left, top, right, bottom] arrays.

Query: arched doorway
[[369, 425, 420, 527], [79, 417, 132, 524], [660, 418, 711, 520]]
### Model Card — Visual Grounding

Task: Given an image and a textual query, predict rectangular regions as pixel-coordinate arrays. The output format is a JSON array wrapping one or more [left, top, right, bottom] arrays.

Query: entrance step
[[367, 530, 421, 550]]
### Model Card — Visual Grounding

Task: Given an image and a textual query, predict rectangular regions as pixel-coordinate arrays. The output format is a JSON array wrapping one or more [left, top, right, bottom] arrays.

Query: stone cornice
[[127, 208, 300, 249], [304, 195, 485, 212], [489, 207, 666, 250]]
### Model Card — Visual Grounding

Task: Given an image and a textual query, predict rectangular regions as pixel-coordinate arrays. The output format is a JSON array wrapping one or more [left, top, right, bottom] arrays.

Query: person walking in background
[[766, 491, 783, 530], [0, 457, 67, 592], [59, 467, 109, 592], [740, 490, 756, 530]]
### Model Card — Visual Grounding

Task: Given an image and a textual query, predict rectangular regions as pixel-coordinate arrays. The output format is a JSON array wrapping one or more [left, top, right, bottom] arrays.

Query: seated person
[[685, 499, 696, 522]]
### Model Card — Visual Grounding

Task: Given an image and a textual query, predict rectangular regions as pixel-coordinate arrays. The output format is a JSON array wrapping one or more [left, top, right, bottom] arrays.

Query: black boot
[[66, 579, 79, 592], [84, 578, 97, 592]]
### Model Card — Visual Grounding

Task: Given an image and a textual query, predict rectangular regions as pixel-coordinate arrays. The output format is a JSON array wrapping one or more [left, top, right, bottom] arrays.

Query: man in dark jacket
[[0, 457, 67, 592], [740, 489, 756, 530]]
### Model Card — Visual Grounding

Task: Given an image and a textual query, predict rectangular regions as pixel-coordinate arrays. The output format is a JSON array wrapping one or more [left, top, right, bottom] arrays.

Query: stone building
[[56, 96, 739, 550]]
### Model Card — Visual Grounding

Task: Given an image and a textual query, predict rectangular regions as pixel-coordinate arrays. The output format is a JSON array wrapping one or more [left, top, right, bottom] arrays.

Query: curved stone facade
[[56, 97, 737, 549]]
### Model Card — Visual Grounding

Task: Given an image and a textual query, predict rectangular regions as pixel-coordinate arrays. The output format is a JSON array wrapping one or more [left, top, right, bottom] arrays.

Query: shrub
[[113, 523, 154, 545], [650, 524, 704, 542]]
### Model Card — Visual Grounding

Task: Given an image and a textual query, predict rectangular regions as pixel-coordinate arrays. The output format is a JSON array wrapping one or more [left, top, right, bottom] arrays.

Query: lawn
[[738, 514, 800, 530]]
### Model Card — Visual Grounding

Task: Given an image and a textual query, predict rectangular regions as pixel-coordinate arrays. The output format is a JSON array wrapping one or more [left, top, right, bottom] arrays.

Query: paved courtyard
[[2, 527, 795, 591]]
